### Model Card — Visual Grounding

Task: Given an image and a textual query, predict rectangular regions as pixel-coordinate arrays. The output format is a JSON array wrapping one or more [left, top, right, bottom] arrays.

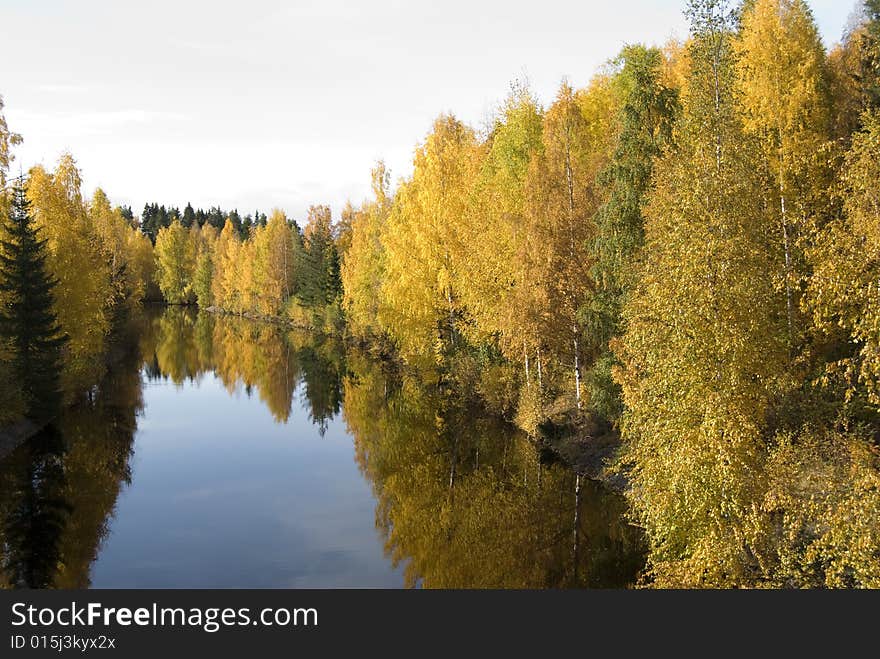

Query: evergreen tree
[[182, 202, 196, 228], [585, 45, 679, 421], [0, 181, 66, 418], [241, 214, 253, 236], [228, 209, 244, 238], [2, 424, 70, 588], [207, 207, 225, 230], [117, 204, 134, 225], [140, 203, 156, 241], [300, 205, 340, 307], [140, 202, 173, 243]]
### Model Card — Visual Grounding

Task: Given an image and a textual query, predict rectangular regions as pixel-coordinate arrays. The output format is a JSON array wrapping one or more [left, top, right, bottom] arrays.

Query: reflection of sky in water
[[90, 372, 405, 588]]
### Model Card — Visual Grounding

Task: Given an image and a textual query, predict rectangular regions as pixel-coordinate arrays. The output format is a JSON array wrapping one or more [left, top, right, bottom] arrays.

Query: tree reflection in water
[[0, 308, 644, 589], [343, 351, 646, 588], [0, 321, 142, 588]]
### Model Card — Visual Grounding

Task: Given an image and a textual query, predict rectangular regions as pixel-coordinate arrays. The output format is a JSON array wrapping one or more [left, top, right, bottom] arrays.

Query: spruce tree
[[585, 45, 678, 421], [0, 180, 66, 418], [182, 202, 196, 228]]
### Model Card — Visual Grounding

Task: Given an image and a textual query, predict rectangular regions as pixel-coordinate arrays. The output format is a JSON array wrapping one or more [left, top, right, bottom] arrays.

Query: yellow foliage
[[341, 162, 391, 338], [252, 209, 295, 316], [379, 115, 479, 367], [806, 109, 880, 405], [154, 220, 196, 304], [211, 219, 242, 312], [26, 156, 113, 390]]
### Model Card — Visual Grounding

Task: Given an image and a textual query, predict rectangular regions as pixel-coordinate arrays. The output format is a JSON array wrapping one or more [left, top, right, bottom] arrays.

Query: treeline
[[152, 204, 342, 330], [140, 202, 268, 243], [1, 94, 345, 424], [339, 0, 880, 586]]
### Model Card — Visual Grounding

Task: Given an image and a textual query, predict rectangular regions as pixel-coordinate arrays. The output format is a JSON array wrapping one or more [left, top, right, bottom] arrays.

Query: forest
[[1, 0, 880, 588]]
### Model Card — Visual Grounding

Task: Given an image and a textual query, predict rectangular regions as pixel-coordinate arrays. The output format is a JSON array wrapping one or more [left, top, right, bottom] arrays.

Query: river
[[0, 308, 644, 588]]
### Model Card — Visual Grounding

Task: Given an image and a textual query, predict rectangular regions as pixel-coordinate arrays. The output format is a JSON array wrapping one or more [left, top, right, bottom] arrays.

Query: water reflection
[[140, 309, 344, 429], [0, 308, 643, 588], [343, 352, 644, 588], [0, 330, 141, 588]]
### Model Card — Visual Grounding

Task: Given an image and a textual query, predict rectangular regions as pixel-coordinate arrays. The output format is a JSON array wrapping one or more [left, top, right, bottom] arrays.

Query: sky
[[0, 0, 863, 222]]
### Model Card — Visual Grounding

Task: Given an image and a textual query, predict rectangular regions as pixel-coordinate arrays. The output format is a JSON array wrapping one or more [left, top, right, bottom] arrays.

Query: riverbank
[[201, 304, 344, 334], [339, 315, 628, 492], [537, 415, 628, 493]]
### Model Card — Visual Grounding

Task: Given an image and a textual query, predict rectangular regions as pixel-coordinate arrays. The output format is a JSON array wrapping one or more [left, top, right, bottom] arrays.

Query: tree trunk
[[537, 347, 543, 391], [573, 330, 582, 410], [572, 473, 582, 584]]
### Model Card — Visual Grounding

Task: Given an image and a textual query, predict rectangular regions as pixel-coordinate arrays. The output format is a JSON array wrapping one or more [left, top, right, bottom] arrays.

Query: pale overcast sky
[[0, 0, 861, 222]]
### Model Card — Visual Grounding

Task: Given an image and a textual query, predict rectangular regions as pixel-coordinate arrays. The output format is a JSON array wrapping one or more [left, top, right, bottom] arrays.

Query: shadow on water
[[0, 307, 645, 588]]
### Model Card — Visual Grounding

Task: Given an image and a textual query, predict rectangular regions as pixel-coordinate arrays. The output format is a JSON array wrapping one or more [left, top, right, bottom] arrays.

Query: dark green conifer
[[0, 180, 66, 418]]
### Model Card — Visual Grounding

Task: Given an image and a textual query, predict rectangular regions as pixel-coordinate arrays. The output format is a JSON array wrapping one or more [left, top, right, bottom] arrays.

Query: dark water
[[0, 309, 644, 588]]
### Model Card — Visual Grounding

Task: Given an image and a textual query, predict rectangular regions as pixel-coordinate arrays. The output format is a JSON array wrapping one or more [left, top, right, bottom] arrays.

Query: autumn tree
[[458, 84, 544, 376], [335, 201, 356, 260], [827, 24, 867, 140], [341, 162, 392, 337], [379, 115, 478, 366], [154, 220, 196, 304], [252, 209, 297, 316], [27, 155, 114, 389], [734, 0, 832, 344], [857, 0, 880, 109], [211, 219, 242, 312], [236, 237, 257, 314], [525, 82, 604, 410], [89, 188, 153, 311], [614, 0, 789, 585], [806, 109, 880, 407], [0, 95, 21, 190], [192, 224, 217, 307]]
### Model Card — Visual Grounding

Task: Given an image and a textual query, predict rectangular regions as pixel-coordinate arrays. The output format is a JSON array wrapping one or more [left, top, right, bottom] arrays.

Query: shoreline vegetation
[[2, 0, 880, 587]]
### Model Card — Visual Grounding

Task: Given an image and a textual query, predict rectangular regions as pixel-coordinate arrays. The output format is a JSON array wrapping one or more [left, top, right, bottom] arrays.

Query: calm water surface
[[0, 309, 644, 588]]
